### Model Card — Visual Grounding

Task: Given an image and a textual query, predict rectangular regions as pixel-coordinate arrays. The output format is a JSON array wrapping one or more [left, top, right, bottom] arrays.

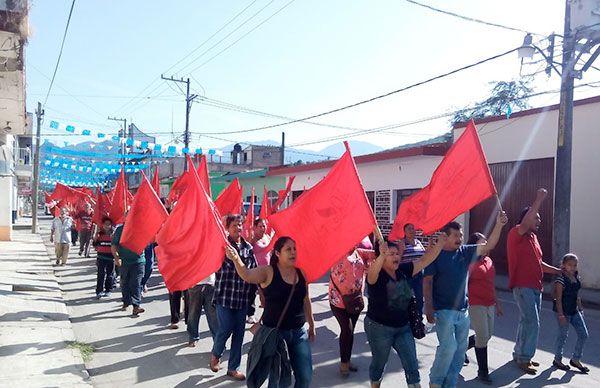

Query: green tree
[[451, 80, 533, 125]]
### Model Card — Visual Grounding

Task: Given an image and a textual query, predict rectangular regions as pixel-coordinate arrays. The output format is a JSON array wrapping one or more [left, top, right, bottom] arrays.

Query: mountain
[[318, 141, 384, 157]]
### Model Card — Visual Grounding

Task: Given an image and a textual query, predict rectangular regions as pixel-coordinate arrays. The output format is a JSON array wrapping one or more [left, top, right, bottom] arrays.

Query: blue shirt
[[424, 245, 478, 311]]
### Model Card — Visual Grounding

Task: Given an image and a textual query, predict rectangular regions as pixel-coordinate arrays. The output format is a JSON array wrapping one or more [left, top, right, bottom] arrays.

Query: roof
[[267, 142, 449, 176], [452, 94, 600, 129], [211, 168, 268, 182]]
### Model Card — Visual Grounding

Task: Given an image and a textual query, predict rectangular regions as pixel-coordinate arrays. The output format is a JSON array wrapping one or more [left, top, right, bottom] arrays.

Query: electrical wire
[[43, 0, 76, 108], [404, 0, 544, 37]]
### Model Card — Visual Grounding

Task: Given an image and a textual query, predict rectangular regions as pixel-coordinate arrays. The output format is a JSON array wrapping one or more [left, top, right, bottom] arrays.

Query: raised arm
[[367, 241, 388, 285], [518, 188, 546, 235], [477, 211, 508, 257], [412, 233, 447, 275], [225, 245, 270, 285], [542, 260, 561, 275]]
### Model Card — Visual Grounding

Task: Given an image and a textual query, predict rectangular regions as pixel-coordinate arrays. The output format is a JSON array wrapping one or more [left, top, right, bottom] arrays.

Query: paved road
[[39, 219, 600, 387]]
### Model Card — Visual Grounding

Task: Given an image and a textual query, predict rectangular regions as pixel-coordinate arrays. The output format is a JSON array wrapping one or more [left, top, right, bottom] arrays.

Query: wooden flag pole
[[495, 194, 503, 212]]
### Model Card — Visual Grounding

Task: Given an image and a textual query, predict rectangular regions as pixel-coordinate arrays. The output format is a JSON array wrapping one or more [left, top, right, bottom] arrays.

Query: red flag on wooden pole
[[156, 155, 228, 292], [243, 187, 255, 239], [268, 142, 376, 283], [109, 167, 132, 225], [388, 120, 497, 239], [215, 178, 243, 216], [167, 171, 189, 205], [272, 176, 295, 212], [259, 185, 271, 220], [151, 166, 161, 196], [120, 171, 169, 254]]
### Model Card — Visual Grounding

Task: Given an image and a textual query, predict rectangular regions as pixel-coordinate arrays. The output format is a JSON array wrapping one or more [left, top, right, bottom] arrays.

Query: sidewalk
[[0, 228, 91, 387], [495, 273, 600, 310]]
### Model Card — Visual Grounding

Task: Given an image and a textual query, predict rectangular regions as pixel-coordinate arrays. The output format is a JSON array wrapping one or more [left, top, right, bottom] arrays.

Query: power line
[[198, 46, 522, 135], [405, 0, 544, 37], [43, 0, 76, 108]]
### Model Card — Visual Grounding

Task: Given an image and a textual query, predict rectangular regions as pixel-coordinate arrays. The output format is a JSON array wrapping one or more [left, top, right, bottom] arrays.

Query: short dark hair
[[441, 221, 462, 235], [562, 253, 578, 265], [101, 216, 113, 224], [403, 223, 414, 231], [253, 218, 266, 227], [518, 206, 531, 224], [374, 239, 399, 256], [270, 236, 295, 265], [467, 232, 486, 245], [224, 214, 243, 228]]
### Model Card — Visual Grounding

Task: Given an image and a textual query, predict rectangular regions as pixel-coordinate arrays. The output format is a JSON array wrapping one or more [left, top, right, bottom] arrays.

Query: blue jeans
[[141, 246, 154, 288], [187, 284, 218, 342], [512, 287, 541, 363], [555, 311, 589, 362], [429, 309, 470, 388], [364, 317, 420, 385], [279, 327, 312, 388], [212, 304, 246, 372], [409, 270, 424, 316], [120, 262, 144, 306]]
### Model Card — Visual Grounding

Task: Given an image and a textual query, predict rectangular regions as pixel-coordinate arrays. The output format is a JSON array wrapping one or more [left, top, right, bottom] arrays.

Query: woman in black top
[[365, 237, 445, 388], [226, 236, 315, 388]]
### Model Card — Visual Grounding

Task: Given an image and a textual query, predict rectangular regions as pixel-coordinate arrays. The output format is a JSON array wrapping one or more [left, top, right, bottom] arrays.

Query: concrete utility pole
[[31, 102, 44, 233], [108, 116, 127, 163], [161, 75, 197, 170], [281, 132, 285, 166]]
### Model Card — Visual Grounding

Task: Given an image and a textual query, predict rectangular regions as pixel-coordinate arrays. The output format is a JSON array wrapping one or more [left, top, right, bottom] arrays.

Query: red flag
[[50, 183, 94, 209], [259, 185, 271, 220], [109, 168, 132, 225], [44, 192, 52, 205], [197, 154, 212, 198], [167, 171, 189, 205], [272, 176, 295, 212], [269, 142, 376, 283], [152, 166, 161, 196], [215, 178, 243, 216], [389, 120, 497, 239], [156, 156, 228, 292], [92, 193, 113, 226], [243, 187, 256, 240], [120, 172, 169, 254]]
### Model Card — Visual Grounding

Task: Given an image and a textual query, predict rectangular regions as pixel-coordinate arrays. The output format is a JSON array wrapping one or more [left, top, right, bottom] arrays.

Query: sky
[[25, 0, 600, 159]]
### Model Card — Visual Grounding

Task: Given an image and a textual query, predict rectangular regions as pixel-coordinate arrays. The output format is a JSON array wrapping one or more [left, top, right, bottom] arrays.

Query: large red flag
[[120, 172, 169, 254], [215, 178, 243, 216], [167, 171, 189, 205], [50, 183, 93, 210], [109, 168, 133, 225], [272, 176, 296, 212], [151, 166, 161, 196], [156, 156, 228, 292], [388, 120, 497, 239], [92, 193, 113, 226], [268, 142, 376, 283], [197, 154, 212, 198], [243, 187, 255, 240]]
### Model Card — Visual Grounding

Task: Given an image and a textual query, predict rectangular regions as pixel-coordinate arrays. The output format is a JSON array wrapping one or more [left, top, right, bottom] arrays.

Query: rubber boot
[[475, 347, 492, 385]]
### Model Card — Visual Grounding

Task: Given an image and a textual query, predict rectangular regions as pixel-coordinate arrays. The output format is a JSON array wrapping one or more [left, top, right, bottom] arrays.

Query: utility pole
[[161, 75, 197, 170], [554, 0, 575, 262], [108, 116, 127, 164], [281, 132, 285, 166], [31, 102, 44, 233]]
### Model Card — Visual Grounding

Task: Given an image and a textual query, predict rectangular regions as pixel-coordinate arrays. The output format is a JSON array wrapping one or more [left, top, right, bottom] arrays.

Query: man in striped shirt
[[400, 223, 426, 316]]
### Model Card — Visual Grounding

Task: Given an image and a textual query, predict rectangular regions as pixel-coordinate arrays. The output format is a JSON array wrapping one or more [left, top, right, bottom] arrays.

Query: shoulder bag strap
[[276, 269, 298, 329]]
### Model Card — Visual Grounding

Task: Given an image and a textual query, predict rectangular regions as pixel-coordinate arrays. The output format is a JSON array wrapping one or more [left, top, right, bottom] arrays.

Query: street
[[39, 219, 600, 387]]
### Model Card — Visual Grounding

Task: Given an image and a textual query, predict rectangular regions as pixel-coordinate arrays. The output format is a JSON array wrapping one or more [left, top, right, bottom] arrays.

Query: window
[[263, 152, 272, 159], [365, 191, 375, 211], [291, 190, 304, 202], [267, 190, 278, 207], [392, 188, 420, 220]]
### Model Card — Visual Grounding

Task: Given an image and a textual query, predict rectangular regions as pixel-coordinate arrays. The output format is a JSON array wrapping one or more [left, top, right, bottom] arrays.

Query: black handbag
[[331, 276, 365, 315], [407, 295, 426, 339]]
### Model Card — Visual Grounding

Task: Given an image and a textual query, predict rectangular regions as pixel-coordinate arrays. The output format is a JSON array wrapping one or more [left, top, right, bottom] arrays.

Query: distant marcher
[[210, 214, 258, 381], [141, 243, 155, 294], [168, 291, 185, 329], [93, 217, 114, 299], [50, 207, 73, 266], [365, 238, 444, 388], [111, 221, 146, 317], [507, 188, 561, 374], [399, 223, 426, 317], [187, 273, 218, 347], [552, 253, 589, 373], [227, 236, 315, 388], [329, 245, 375, 376], [424, 211, 508, 388], [76, 203, 94, 257], [465, 232, 504, 384]]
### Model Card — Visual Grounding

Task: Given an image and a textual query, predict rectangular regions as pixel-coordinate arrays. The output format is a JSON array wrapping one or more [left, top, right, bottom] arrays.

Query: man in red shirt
[[507, 188, 561, 375], [76, 202, 94, 257]]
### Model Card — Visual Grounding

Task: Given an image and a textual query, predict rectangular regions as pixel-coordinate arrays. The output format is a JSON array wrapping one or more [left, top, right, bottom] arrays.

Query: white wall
[[455, 100, 600, 288]]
